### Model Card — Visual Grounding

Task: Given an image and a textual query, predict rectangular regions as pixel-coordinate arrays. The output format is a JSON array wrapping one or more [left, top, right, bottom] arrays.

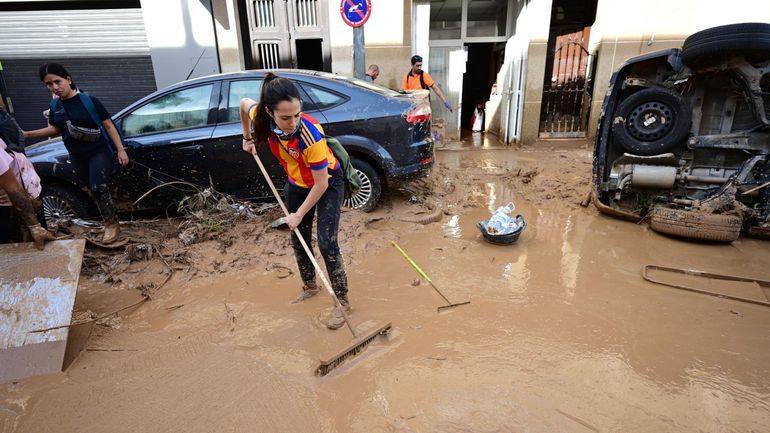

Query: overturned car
[[593, 23, 770, 242]]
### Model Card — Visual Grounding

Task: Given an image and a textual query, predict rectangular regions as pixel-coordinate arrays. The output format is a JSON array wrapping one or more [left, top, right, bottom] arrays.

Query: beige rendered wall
[[586, 0, 770, 138], [328, 0, 412, 88], [518, 0, 554, 145]]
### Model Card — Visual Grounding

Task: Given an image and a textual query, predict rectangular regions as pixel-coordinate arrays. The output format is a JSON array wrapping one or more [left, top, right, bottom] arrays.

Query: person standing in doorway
[[402, 55, 453, 112], [23, 63, 129, 243], [364, 64, 380, 82], [471, 101, 485, 132]]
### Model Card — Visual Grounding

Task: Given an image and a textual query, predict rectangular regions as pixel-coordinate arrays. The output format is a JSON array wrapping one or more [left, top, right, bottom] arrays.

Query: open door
[[428, 46, 466, 140]]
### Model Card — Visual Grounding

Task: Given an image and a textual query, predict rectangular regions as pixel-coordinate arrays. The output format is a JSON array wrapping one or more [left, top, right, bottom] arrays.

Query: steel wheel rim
[[343, 168, 372, 209], [627, 100, 674, 141], [42, 196, 76, 226]]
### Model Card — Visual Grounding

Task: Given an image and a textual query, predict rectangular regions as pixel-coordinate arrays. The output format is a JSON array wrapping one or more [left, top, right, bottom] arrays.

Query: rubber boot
[[290, 281, 319, 304], [323, 296, 352, 330], [102, 221, 120, 244]]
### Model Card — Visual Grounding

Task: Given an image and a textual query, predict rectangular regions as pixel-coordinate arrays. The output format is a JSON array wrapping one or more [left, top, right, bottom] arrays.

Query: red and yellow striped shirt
[[249, 108, 339, 188]]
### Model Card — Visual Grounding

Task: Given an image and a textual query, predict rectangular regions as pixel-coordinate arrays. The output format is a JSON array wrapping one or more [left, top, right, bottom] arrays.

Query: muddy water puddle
[[317, 176, 770, 432], [3, 151, 770, 432]]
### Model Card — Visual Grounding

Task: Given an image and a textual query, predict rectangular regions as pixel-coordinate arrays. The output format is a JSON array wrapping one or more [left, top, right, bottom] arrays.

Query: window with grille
[[257, 43, 280, 69], [253, 0, 276, 28], [295, 0, 318, 27]]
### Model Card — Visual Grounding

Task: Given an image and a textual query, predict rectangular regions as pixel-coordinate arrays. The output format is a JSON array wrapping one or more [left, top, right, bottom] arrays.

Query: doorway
[[295, 39, 323, 71], [240, 0, 331, 71], [460, 43, 503, 132], [538, 0, 598, 138]]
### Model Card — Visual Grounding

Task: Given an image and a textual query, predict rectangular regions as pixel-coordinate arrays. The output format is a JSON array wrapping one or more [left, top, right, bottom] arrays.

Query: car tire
[[649, 207, 742, 242], [343, 158, 381, 212], [40, 183, 98, 227], [611, 88, 691, 156], [682, 23, 770, 67]]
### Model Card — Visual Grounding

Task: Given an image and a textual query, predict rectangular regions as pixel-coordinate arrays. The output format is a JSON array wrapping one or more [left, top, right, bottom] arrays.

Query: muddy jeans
[[285, 168, 348, 299], [69, 150, 117, 222]]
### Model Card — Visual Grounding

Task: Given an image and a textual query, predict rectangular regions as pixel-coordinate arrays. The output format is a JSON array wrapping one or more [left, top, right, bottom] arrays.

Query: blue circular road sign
[[340, 0, 371, 28]]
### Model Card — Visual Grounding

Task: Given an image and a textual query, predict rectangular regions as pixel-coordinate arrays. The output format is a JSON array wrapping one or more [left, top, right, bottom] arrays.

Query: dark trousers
[[0, 206, 19, 243], [70, 150, 117, 222], [285, 168, 348, 299]]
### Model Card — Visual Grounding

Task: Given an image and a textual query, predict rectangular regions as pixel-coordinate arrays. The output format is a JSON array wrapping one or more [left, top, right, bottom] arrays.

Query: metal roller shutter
[[0, 8, 157, 134]]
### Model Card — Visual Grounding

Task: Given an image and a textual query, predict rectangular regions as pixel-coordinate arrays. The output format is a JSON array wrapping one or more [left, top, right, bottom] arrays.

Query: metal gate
[[245, 0, 331, 71], [539, 28, 594, 138]]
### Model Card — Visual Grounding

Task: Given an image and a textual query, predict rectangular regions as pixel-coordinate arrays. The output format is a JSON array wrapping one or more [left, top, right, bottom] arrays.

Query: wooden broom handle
[[250, 152, 356, 337]]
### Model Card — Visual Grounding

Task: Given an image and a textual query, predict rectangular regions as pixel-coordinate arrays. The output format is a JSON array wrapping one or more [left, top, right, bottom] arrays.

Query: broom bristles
[[316, 322, 392, 376]]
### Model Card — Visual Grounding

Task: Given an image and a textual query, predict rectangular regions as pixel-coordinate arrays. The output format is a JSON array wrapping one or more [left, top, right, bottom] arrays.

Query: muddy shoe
[[102, 222, 120, 244], [322, 298, 352, 330], [290, 282, 319, 304]]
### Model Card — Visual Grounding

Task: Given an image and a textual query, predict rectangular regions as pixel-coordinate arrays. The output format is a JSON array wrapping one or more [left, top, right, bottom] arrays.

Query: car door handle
[[178, 144, 203, 151]]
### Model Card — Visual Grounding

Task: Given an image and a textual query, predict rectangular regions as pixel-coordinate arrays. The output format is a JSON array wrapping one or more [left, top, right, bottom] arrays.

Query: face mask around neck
[[272, 121, 299, 140]]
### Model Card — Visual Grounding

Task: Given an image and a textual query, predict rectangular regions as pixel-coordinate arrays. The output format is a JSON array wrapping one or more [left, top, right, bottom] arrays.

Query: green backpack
[[325, 136, 362, 200]]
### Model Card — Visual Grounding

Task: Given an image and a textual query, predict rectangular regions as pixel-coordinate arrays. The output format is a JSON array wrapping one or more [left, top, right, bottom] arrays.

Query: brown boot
[[322, 297, 352, 330], [102, 221, 120, 243], [290, 281, 319, 304]]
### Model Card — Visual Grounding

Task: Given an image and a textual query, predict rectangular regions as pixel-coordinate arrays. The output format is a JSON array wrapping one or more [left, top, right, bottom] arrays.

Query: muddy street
[[2, 141, 770, 433]]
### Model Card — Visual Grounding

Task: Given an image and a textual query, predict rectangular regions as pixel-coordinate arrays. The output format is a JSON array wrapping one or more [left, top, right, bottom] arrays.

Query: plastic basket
[[476, 215, 527, 245]]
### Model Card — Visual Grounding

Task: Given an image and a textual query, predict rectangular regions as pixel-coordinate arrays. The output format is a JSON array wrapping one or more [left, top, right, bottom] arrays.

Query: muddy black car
[[593, 23, 770, 242], [27, 69, 434, 224]]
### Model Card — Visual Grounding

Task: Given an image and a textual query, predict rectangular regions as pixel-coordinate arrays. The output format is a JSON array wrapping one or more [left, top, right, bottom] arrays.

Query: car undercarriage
[[594, 23, 770, 242]]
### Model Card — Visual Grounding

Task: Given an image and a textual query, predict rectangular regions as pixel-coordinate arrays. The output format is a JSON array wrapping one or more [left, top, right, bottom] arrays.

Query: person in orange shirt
[[402, 55, 453, 112]]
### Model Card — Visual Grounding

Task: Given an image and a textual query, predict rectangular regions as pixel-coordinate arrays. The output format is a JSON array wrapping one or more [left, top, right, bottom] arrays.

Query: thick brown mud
[[2, 139, 769, 432]]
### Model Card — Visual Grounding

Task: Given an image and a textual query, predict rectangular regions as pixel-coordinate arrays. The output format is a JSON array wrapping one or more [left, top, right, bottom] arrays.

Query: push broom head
[[316, 321, 392, 376]]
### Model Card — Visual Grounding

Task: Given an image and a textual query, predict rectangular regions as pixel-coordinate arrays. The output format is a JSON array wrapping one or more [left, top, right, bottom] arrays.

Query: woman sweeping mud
[[24, 63, 129, 243], [239, 73, 350, 330]]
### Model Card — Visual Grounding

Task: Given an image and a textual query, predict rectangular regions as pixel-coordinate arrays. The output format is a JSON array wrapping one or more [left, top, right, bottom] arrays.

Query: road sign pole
[[341, 0, 371, 79], [354, 26, 365, 79]]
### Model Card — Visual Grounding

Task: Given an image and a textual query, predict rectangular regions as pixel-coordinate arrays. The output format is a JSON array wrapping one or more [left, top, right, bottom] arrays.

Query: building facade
[[3, 0, 770, 144], [489, 0, 770, 145], [0, 0, 415, 134], [0, 0, 158, 132]]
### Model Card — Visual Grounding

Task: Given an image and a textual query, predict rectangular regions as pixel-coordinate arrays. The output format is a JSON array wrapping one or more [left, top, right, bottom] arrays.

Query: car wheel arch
[[39, 176, 90, 197], [38, 179, 99, 225], [331, 136, 390, 177], [345, 158, 382, 212], [345, 150, 386, 187]]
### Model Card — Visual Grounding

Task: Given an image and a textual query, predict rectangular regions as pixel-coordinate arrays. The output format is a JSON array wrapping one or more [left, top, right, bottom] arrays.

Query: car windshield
[[314, 72, 403, 96]]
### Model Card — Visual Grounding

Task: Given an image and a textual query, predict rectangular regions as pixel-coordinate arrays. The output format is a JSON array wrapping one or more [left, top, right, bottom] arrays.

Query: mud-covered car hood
[[25, 137, 69, 163]]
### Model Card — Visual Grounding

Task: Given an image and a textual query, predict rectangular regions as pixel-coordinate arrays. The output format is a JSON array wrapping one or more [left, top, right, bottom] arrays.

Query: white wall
[[587, 0, 770, 137], [328, 0, 411, 89], [414, 1, 431, 70], [212, 0, 245, 73], [487, 0, 551, 144], [140, 0, 221, 88]]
